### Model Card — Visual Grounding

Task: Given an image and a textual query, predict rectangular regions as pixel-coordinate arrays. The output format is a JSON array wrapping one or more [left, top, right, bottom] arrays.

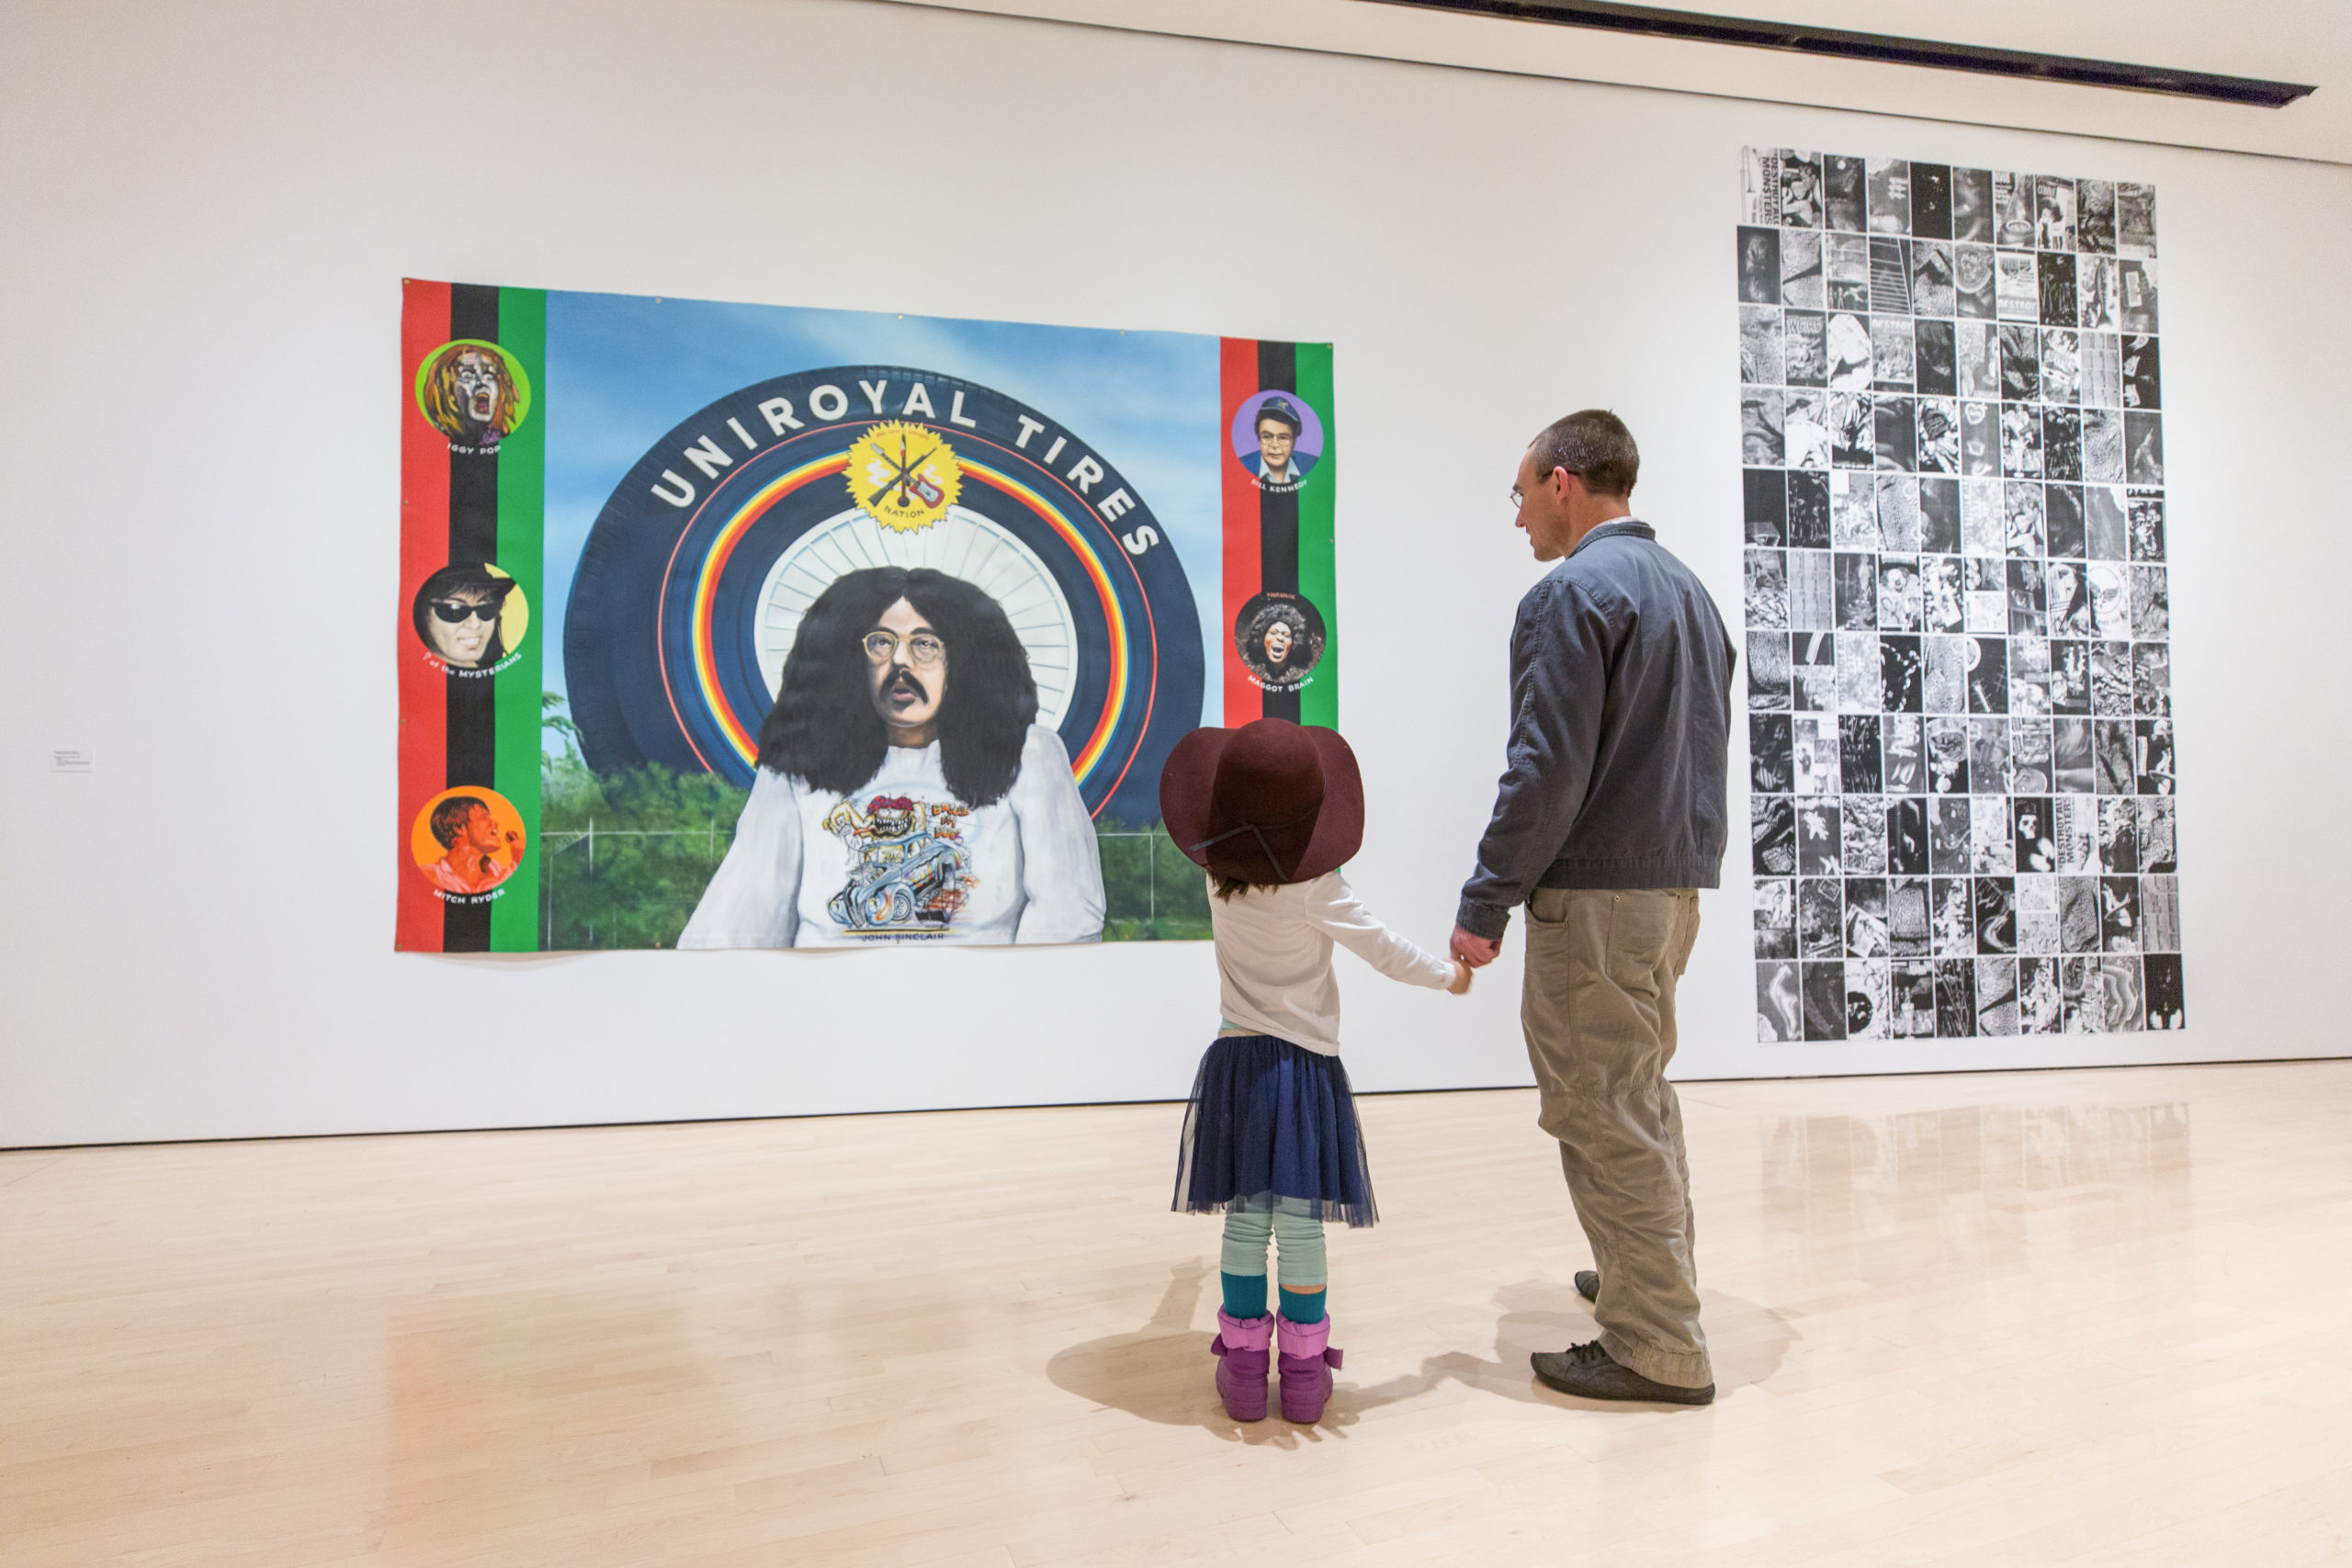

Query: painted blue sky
[[541, 288, 1227, 745]]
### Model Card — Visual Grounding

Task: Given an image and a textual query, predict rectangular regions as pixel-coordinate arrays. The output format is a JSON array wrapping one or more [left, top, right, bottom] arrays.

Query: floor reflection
[[1758, 1100, 2192, 1300]]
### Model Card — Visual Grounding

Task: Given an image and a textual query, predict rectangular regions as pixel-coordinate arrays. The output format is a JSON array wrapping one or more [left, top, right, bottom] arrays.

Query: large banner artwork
[[1736, 151, 2183, 1042], [397, 283, 1337, 951]]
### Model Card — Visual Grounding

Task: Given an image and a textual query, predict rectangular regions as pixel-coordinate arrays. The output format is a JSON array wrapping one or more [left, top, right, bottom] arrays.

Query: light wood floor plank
[[5, 1060, 2350, 1565]]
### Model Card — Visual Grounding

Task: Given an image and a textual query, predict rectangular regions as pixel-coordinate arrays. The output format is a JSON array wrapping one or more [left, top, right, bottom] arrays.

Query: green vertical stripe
[[492, 287, 548, 952], [1295, 343, 1338, 728]]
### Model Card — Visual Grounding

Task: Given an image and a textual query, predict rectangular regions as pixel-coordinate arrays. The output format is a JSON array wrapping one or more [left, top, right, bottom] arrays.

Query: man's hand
[[1450, 926, 1501, 969]]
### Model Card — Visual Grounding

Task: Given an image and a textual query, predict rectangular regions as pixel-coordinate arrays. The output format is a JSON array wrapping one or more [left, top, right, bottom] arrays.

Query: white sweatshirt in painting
[[679, 725, 1104, 948], [1209, 872, 1455, 1055]]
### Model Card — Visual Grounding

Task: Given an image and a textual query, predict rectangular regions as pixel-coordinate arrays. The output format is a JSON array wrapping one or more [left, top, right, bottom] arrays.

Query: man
[[1452, 410, 1734, 1405], [428, 795, 520, 895], [1242, 398, 1316, 490], [412, 562, 519, 671], [681, 566, 1103, 946]]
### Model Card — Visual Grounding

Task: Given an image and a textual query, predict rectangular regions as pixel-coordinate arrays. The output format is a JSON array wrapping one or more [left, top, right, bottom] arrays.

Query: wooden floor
[[5, 1062, 2350, 1566]]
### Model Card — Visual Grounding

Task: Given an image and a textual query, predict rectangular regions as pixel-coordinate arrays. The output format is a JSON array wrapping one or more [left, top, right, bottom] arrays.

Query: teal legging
[[1220, 1198, 1327, 1322]]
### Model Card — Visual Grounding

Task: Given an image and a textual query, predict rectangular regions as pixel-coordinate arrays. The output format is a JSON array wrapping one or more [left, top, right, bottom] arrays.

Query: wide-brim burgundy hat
[[1159, 718, 1363, 886]]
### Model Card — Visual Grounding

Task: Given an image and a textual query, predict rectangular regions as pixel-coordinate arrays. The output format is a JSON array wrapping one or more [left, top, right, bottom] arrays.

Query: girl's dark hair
[[1213, 875, 1282, 902], [757, 567, 1038, 808], [412, 563, 516, 666]]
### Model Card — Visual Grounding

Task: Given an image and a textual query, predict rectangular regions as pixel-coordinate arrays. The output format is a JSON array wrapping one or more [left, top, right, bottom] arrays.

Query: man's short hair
[[1530, 410, 1639, 499], [757, 566, 1038, 808], [430, 795, 488, 848], [1255, 398, 1304, 436]]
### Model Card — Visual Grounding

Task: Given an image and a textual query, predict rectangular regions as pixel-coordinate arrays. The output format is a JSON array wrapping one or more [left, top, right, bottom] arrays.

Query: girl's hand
[[1447, 961, 1474, 996]]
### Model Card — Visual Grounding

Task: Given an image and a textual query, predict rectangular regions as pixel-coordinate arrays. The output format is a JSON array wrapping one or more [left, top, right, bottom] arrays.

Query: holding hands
[[1450, 925, 1500, 971], [1444, 925, 1497, 993]]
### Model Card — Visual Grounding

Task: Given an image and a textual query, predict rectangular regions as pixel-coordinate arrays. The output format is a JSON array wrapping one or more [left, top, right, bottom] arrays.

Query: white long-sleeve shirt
[[678, 725, 1104, 947], [1209, 871, 1456, 1055]]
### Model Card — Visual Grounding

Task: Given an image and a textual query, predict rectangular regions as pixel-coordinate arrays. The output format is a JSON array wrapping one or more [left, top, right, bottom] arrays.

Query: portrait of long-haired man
[[419, 342, 526, 451], [681, 566, 1104, 947]]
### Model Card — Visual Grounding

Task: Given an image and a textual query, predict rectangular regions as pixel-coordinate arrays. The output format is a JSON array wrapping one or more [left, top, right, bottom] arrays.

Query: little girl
[[1159, 717, 1471, 1424]]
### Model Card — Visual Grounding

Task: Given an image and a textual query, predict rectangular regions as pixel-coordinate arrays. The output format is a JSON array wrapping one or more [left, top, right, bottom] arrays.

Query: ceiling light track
[[1364, 0, 2316, 107]]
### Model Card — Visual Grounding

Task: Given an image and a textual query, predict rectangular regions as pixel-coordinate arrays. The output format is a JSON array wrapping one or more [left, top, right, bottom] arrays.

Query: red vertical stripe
[[396, 279, 452, 952], [1218, 337, 1263, 725]]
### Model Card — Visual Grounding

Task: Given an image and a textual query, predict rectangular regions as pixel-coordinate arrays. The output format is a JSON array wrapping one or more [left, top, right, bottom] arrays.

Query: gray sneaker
[[1532, 1339, 1714, 1405], [1574, 1269, 1600, 1303]]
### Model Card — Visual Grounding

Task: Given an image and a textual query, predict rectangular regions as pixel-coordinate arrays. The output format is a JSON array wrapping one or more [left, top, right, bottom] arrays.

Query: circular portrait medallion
[[1228, 391, 1325, 494], [413, 338, 533, 453], [1232, 590, 1327, 694], [409, 786, 528, 901], [412, 562, 528, 676]]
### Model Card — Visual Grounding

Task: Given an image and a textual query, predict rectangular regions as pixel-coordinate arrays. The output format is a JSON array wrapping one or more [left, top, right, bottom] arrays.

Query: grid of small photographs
[[1738, 149, 2183, 1043]]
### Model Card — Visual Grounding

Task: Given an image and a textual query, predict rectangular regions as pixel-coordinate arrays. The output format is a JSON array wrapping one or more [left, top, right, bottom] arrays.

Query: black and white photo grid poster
[[1739, 150, 2182, 1043]]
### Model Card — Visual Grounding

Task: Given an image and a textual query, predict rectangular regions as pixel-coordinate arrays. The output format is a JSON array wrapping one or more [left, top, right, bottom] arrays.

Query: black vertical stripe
[[1255, 341, 1302, 723], [446, 680, 497, 785], [444, 284, 501, 953], [442, 680, 496, 952], [1258, 487, 1301, 595], [442, 884, 492, 952], [446, 285, 503, 564], [1257, 340, 1297, 393]]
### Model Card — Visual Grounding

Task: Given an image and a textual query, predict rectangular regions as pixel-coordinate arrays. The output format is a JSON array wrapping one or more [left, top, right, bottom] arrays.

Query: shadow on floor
[[1423, 1277, 1796, 1412], [1046, 1268, 1794, 1439], [1046, 1261, 1430, 1446]]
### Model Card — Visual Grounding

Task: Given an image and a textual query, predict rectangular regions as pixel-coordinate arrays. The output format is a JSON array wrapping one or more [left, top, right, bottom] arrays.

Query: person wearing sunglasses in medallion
[[411, 564, 519, 671]]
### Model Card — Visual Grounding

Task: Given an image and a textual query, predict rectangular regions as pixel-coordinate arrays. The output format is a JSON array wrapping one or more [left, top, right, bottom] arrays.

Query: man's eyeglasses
[[430, 600, 502, 624], [863, 630, 946, 666], [1510, 469, 1577, 510]]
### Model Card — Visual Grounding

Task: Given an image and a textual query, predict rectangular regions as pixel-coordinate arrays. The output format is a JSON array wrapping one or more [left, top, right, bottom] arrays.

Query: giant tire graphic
[[564, 366, 1203, 823]]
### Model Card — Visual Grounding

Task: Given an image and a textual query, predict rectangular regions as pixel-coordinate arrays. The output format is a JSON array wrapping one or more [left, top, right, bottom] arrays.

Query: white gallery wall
[[2, 0, 2346, 1145]]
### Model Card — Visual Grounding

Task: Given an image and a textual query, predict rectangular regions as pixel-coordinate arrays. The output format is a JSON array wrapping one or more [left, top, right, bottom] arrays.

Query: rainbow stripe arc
[[684, 454, 1132, 789]]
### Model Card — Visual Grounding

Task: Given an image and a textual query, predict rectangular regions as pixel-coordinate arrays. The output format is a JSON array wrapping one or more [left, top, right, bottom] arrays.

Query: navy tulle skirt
[[1172, 1033, 1377, 1227]]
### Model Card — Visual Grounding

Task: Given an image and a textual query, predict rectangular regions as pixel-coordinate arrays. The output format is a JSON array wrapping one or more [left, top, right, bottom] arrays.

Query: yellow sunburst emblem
[[847, 421, 962, 533]]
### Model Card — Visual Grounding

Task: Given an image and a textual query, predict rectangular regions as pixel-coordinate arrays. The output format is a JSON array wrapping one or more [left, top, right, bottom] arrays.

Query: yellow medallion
[[847, 421, 961, 533]]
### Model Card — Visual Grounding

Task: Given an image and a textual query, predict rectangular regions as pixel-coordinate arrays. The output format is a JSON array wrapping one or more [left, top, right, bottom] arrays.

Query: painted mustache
[[885, 670, 929, 705]]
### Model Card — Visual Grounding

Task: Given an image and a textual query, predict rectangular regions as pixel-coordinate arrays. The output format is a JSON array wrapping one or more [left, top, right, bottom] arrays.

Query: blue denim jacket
[[1456, 519, 1735, 941]]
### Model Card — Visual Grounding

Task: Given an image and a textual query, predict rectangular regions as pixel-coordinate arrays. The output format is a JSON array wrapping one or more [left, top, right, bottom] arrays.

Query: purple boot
[[1276, 1314, 1343, 1423], [1210, 1309, 1273, 1421]]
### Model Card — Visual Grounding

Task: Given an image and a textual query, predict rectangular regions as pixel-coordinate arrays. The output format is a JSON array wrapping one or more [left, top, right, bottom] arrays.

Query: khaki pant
[[1521, 886, 1710, 1389]]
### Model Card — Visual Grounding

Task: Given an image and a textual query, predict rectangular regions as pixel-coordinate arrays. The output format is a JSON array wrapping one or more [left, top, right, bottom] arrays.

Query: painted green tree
[[539, 749, 749, 951], [1097, 818, 1212, 942]]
